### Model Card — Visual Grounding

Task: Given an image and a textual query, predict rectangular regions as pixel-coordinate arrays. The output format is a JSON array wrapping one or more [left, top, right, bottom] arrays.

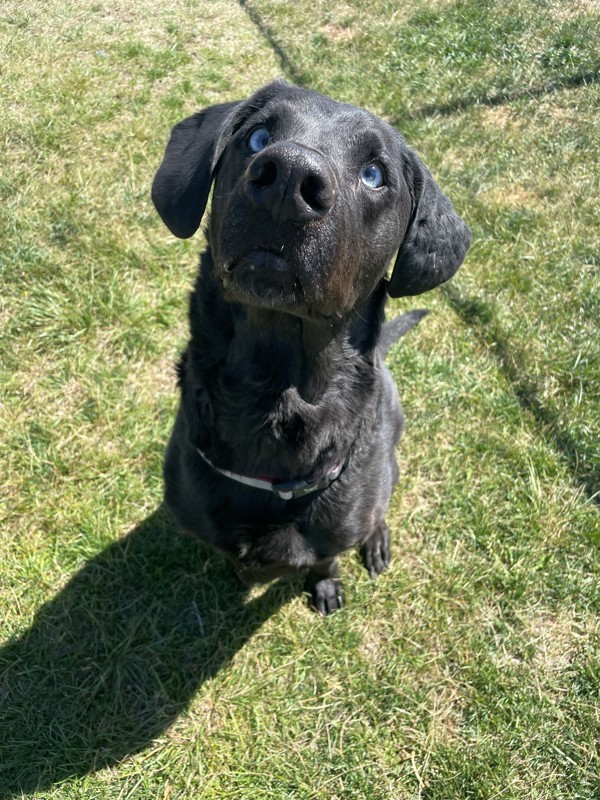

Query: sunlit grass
[[1, 1, 598, 798]]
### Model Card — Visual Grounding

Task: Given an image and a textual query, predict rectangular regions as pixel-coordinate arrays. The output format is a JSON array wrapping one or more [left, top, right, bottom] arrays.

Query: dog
[[152, 80, 471, 614]]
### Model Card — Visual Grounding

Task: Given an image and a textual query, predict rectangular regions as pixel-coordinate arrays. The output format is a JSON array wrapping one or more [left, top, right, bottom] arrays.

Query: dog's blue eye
[[248, 127, 271, 153], [360, 163, 384, 189]]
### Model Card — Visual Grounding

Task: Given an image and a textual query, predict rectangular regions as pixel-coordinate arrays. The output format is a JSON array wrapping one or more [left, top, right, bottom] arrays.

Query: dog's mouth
[[221, 246, 308, 313], [225, 248, 291, 275]]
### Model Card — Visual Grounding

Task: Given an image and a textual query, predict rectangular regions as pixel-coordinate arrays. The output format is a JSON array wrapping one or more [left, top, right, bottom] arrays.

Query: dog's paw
[[306, 577, 344, 615], [360, 524, 391, 579]]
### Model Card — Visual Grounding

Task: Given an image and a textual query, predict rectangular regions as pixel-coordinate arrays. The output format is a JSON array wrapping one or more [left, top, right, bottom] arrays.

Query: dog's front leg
[[360, 522, 391, 579], [305, 557, 343, 615]]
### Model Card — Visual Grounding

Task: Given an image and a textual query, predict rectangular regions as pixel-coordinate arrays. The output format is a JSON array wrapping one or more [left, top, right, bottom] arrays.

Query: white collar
[[196, 447, 343, 501]]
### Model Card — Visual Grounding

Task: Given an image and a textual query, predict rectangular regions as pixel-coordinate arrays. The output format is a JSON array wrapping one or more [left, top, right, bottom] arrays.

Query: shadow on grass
[[0, 506, 294, 798], [443, 285, 599, 506], [237, 0, 309, 87], [409, 69, 600, 119], [236, 1, 599, 124]]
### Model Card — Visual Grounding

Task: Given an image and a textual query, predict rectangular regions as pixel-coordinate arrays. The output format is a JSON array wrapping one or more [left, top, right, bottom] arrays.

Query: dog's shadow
[[0, 506, 294, 797]]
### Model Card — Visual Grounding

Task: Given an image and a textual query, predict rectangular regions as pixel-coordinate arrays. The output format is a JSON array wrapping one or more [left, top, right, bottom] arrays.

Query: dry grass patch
[[422, 681, 467, 747], [551, 0, 600, 22], [319, 22, 357, 42], [478, 183, 542, 210], [122, 345, 182, 404], [479, 105, 520, 131], [526, 610, 586, 674]]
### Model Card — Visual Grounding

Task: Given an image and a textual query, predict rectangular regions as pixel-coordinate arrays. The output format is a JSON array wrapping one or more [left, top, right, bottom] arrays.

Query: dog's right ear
[[151, 101, 241, 239]]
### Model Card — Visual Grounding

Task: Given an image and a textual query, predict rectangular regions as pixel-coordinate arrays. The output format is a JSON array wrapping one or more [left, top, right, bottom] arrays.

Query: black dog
[[152, 80, 470, 614]]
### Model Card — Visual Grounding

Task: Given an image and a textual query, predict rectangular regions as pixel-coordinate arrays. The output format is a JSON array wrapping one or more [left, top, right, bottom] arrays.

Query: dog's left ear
[[152, 101, 241, 239], [387, 149, 471, 297]]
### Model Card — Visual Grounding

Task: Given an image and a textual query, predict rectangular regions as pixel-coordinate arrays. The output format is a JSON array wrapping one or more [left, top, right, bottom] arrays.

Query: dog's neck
[[183, 250, 386, 477], [191, 248, 386, 392], [224, 306, 347, 403]]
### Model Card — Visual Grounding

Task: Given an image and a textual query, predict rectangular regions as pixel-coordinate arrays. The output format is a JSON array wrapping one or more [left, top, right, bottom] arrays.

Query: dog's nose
[[246, 142, 336, 223]]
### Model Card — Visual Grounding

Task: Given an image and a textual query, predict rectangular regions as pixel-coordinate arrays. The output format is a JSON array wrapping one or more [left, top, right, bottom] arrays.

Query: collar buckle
[[273, 461, 343, 500]]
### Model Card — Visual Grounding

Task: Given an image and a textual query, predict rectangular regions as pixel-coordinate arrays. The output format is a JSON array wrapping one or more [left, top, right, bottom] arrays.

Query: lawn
[[0, 0, 598, 798]]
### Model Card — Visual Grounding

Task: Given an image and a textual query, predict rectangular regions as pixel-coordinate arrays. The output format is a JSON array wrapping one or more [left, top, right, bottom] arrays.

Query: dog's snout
[[246, 142, 336, 223]]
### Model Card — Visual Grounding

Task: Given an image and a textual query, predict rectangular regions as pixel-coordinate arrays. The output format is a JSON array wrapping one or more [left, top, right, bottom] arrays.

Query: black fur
[[152, 81, 471, 613]]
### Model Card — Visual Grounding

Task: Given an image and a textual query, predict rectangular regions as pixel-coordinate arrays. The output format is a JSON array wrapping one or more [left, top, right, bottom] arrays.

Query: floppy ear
[[387, 149, 471, 297], [151, 101, 241, 239]]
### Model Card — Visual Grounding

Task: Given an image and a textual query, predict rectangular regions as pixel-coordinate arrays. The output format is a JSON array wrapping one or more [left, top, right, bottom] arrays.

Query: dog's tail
[[379, 309, 429, 356]]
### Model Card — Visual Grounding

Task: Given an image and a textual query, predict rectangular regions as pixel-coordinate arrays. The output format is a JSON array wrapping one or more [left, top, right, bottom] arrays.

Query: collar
[[196, 447, 343, 501]]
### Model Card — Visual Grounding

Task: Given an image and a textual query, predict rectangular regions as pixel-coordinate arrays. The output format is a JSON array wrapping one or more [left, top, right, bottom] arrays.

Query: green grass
[[1, 0, 598, 798]]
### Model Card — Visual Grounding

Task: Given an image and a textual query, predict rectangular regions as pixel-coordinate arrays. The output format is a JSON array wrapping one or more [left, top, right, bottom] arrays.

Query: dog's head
[[152, 80, 471, 320]]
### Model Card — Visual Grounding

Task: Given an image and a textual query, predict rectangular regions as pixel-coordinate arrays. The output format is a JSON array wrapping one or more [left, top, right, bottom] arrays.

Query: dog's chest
[[226, 493, 352, 580], [213, 365, 346, 471]]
